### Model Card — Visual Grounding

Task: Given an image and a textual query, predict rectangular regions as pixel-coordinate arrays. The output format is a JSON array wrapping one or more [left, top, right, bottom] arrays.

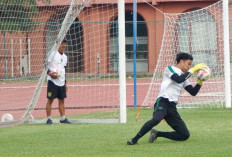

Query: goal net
[[142, 0, 231, 108], [0, 0, 126, 127]]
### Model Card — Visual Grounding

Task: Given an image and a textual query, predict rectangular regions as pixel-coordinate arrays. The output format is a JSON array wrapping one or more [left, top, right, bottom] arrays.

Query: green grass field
[[0, 109, 232, 157]]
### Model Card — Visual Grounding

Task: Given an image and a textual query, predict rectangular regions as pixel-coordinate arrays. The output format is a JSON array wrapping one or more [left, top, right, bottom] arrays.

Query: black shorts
[[47, 80, 67, 99]]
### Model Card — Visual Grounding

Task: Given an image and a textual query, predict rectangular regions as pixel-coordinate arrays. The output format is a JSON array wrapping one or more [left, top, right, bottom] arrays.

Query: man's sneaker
[[149, 129, 158, 143], [60, 118, 71, 124], [127, 139, 137, 145], [46, 119, 53, 125]]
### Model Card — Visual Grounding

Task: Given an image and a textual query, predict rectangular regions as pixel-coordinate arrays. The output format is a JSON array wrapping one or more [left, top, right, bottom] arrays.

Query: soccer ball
[[51, 67, 62, 77], [1, 113, 14, 122], [196, 66, 212, 81]]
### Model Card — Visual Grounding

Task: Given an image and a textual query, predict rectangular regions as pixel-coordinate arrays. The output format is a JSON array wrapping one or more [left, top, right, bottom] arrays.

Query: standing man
[[127, 53, 206, 145], [46, 39, 71, 124]]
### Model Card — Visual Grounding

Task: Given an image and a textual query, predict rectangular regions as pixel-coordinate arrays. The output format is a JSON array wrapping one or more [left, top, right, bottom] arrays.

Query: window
[[109, 11, 148, 72], [177, 10, 217, 70]]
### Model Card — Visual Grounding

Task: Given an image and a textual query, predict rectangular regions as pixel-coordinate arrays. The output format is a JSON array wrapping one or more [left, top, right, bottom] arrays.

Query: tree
[[0, 0, 50, 78]]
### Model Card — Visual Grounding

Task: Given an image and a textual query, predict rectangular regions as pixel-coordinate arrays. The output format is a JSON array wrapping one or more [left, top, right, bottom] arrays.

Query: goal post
[[118, 0, 127, 123], [142, 0, 231, 109], [223, 0, 231, 108], [0, 0, 126, 127]]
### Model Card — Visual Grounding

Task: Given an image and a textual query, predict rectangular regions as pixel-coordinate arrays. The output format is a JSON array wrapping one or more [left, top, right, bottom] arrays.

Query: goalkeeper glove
[[197, 79, 203, 85], [188, 63, 207, 74]]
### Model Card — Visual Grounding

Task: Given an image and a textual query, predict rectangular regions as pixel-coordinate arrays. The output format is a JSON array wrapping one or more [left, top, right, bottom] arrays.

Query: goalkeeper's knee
[[179, 132, 190, 141]]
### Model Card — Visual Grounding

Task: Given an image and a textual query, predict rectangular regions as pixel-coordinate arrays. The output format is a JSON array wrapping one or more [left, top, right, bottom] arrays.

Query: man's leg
[[58, 99, 71, 123], [157, 110, 190, 141], [131, 112, 164, 143], [128, 98, 167, 145], [46, 99, 54, 124], [46, 99, 54, 117], [46, 80, 57, 124], [58, 99, 65, 117], [57, 85, 70, 123]]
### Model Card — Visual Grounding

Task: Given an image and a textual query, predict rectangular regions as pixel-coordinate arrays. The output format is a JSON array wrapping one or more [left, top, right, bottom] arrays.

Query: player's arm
[[184, 83, 202, 96], [64, 55, 68, 87], [167, 66, 191, 84], [171, 63, 207, 84], [171, 72, 191, 84], [46, 51, 58, 79], [64, 66, 68, 92], [47, 69, 58, 79], [65, 66, 67, 85]]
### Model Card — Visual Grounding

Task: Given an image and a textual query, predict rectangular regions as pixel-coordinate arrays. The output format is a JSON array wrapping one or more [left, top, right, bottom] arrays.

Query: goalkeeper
[[127, 53, 206, 145]]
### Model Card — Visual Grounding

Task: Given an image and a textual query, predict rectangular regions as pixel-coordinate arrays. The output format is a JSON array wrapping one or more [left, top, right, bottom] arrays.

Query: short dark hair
[[176, 53, 193, 64], [62, 39, 68, 43]]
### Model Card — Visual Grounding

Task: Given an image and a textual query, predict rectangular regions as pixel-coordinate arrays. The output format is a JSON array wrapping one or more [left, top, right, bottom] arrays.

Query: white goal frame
[[223, 0, 231, 108], [141, 0, 231, 109], [0, 0, 126, 127], [27, 0, 127, 124]]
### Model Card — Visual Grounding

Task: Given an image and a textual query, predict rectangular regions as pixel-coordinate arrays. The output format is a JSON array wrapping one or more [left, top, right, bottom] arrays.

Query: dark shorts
[[47, 80, 67, 99]]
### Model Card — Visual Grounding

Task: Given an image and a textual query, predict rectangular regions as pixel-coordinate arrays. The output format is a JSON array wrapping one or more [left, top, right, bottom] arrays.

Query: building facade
[[1, 0, 230, 78]]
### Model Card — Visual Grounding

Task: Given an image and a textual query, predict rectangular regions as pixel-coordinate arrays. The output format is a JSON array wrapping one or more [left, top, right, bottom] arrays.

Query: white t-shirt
[[157, 65, 191, 102], [47, 51, 67, 86]]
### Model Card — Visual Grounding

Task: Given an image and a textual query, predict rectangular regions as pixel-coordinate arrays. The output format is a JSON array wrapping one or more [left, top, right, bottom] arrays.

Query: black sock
[[132, 118, 160, 142], [132, 133, 142, 143]]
